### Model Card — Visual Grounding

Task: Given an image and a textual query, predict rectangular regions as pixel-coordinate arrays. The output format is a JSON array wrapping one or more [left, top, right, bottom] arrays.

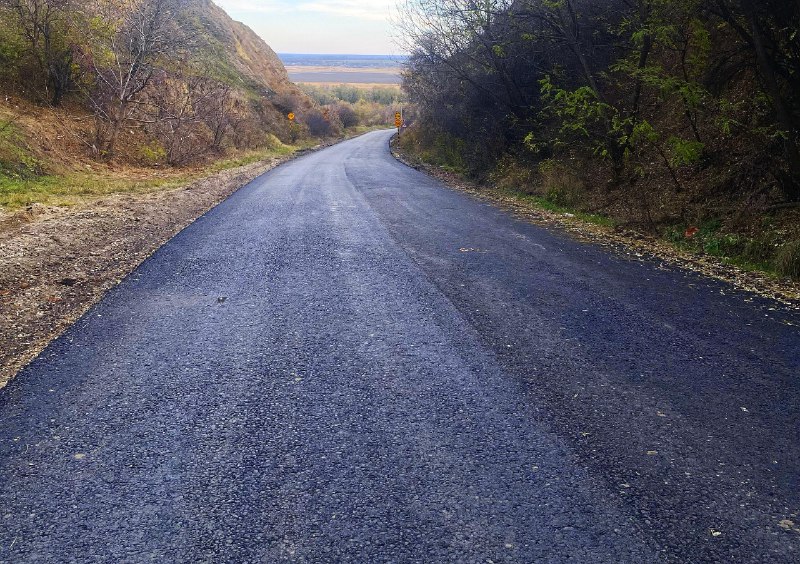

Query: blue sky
[[215, 1, 400, 55]]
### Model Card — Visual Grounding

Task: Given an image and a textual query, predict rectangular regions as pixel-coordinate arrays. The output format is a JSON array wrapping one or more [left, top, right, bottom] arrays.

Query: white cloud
[[297, 1, 389, 21], [214, 0, 397, 53]]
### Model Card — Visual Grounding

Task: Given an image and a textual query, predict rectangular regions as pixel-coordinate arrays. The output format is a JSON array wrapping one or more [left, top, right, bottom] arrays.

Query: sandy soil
[[0, 153, 302, 388]]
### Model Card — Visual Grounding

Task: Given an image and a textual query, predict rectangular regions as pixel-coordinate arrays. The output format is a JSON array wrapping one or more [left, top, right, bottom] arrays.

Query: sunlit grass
[[0, 173, 189, 209], [0, 143, 300, 211]]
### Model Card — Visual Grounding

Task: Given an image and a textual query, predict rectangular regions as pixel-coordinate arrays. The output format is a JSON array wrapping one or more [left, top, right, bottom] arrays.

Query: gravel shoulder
[[0, 152, 309, 388]]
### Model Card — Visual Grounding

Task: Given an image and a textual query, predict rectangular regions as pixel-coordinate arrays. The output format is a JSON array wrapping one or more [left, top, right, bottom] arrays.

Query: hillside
[[198, 1, 288, 90], [0, 0, 314, 184], [183, 0, 310, 108], [0, 0, 323, 384]]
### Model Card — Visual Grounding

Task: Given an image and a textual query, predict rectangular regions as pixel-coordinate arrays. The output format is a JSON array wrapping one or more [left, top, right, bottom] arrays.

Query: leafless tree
[[197, 81, 238, 151], [83, 0, 181, 157], [2, 0, 76, 105], [147, 73, 236, 164]]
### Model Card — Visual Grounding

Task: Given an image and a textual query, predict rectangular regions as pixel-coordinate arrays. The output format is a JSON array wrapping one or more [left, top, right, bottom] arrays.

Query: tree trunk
[[104, 104, 126, 158]]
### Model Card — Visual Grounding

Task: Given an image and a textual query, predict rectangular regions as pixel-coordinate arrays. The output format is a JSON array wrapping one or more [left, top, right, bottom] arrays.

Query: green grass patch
[[206, 142, 295, 173], [0, 119, 43, 181], [664, 219, 799, 280], [775, 240, 800, 279], [0, 172, 192, 209], [502, 188, 616, 227], [0, 141, 300, 210], [345, 125, 391, 136], [399, 130, 468, 175]]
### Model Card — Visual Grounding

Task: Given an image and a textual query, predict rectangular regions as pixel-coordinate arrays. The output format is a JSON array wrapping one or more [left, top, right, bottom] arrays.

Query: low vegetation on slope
[[298, 84, 406, 137], [398, 0, 800, 280], [0, 0, 346, 209]]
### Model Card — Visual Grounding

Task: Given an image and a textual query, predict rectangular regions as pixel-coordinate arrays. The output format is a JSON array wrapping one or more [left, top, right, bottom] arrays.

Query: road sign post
[[395, 110, 403, 136]]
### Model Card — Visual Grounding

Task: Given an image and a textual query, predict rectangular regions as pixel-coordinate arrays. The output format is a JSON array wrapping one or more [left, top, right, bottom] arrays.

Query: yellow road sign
[[395, 111, 402, 128], [288, 112, 295, 121]]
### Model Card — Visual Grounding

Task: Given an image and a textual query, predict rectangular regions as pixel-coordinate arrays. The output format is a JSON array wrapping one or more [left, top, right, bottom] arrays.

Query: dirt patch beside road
[[0, 155, 293, 388]]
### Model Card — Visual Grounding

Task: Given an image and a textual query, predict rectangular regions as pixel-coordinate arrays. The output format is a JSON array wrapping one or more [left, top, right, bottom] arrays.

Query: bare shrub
[[305, 109, 340, 137], [775, 241, 800, 280], [335, 103, 359, 128]]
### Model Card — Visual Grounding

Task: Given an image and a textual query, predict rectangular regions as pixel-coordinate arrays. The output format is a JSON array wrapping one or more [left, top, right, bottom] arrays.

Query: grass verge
[[395, 126, 799, 283], [392, 132, 800, 303], [0, 143, 300, 211]]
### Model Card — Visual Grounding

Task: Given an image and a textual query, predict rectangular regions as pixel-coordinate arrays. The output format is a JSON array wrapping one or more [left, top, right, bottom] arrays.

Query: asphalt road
[[1, 130, 799, 563]]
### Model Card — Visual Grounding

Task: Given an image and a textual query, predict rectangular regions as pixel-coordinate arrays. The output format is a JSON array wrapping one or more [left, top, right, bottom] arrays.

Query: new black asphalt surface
[[1, 130, 799, 562]]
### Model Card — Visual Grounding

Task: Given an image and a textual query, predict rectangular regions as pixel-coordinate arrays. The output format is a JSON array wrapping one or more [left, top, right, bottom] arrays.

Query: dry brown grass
[[0, 95, 299, 210]]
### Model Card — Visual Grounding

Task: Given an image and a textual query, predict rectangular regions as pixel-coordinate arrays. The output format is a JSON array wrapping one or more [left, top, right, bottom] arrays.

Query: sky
[[215, 0, 401, 55]]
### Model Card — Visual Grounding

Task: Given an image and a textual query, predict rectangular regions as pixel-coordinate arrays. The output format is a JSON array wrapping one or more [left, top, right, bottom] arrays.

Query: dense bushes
[[300, 84, 405, 107], [400, 0, 800, 203], [399, 0, 800, 277], [298, 84, 405, 131]]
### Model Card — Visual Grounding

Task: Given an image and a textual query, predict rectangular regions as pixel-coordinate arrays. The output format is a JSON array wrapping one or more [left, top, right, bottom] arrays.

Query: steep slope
[[182, 0, 311, 110], [0, 0, 312, 180]]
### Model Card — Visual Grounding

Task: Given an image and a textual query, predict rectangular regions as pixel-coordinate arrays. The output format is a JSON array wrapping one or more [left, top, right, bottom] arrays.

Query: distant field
[[297, 81, 402, 90], [286, 67, 401, 85], [281, 54, 404, 85]]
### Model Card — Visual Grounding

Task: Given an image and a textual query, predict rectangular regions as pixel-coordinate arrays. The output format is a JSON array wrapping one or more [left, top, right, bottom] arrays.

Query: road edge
[[389, 134, 800, 310], [0, 140, 338, 389]]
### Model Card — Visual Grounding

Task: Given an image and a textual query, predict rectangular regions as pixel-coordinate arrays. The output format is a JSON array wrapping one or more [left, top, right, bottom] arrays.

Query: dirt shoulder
[[391, 136, 800, 311], [0, 151, 307, 388]]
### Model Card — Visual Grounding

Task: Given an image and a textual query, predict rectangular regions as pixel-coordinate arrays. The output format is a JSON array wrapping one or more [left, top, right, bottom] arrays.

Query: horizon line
[[278, 52, 409, 57]]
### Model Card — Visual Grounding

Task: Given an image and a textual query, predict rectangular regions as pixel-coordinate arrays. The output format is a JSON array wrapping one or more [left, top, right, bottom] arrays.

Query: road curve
[[1, 130, 799, 562]]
